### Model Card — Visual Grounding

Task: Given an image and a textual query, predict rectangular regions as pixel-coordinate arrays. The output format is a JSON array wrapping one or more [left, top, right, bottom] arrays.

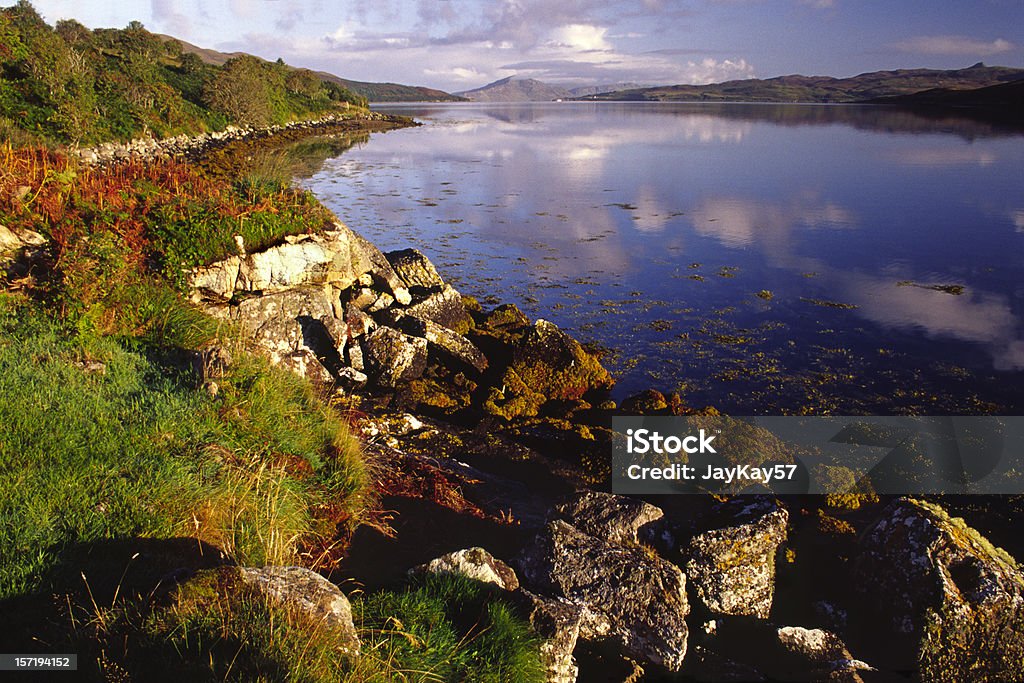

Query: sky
[[19, 1, 1024, 93]]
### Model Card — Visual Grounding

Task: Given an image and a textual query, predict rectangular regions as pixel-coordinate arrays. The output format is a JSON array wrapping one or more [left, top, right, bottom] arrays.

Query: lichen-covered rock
[[386, 248, 445, 291], [554, 491, 664, 547], [518, 520, 689, 671], [856, 498, 1024, 681], [345, 303, 376, 338], [483, 303, 531, 331], [506, 319, 613, 403], [363, 326, 428, 387], [215, 286, 341, 380], [403, 284, 473, 334], [410, 547, 519, 590], [513, 590, 584, 683], [234, 566, 359, 655], [396, 314, 488, 373], [685, 499, 788, 619]]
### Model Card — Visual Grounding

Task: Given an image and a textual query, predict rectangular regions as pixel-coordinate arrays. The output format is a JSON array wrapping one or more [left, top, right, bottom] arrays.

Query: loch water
[[296, 102, 1024, 415]]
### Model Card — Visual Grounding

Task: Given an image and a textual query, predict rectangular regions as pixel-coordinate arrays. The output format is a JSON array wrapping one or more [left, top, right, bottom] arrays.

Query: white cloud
[[548, 24, 611, 52], [892, 35, 1015, 56]]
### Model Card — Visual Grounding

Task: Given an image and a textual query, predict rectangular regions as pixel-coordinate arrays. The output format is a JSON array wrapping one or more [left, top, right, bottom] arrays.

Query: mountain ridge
[[580, 64, 1024, 103]]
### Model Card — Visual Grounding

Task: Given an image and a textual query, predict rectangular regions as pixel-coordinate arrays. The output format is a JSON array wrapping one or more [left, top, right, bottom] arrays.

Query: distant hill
[[866, 77, 1024, 113], [456, 77, 653, 102], [313, 73, 464, 103], [456, 77, 571, 102], [584, 64, 1024, 103], [165, 36, 463, 103]]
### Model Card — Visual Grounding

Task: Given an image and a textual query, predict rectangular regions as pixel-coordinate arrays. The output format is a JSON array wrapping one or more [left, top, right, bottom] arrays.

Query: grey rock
[[235, 566, 359, 655], [363, 326, 428, 387], [410, 547, 519, 591], [397, 314, 488, 373], [856, 498, 1024, 681], [348, 287, 378, 311], [513, 590, 584, 683], [386, 248, 445, 290], [518, 519, 689, 671], [554, 491, 663, 547], [217, 287, 342, 380], [403, 284, 473, 335], [685, 499, 788, 619]]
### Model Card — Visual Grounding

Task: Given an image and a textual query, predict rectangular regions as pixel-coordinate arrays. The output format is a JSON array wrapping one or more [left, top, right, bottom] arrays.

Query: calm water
[[296, 102, 1024, 415]]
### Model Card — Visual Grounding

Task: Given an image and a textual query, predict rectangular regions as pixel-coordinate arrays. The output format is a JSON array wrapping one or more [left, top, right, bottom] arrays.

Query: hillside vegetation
[[585, 63, 1024, 103], [0, 0, 366, 146]]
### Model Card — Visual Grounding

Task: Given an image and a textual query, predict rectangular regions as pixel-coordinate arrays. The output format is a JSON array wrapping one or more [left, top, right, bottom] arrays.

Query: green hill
[[164, 35, 463, 103], [584, 63, 1024, 103], [867, 77, 1024, 113], [0, 1, 366, 146]]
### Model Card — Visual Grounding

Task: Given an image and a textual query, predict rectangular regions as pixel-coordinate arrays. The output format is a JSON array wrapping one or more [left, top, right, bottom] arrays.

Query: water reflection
[[295, 102, 1024, 411]]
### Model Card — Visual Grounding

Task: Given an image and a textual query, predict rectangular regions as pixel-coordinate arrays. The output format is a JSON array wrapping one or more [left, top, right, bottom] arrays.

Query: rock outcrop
[[856, 498, 1024, 681], [553, 491, 664, 547], [188, 222, 613, 422], [685, 498, 789, 619]]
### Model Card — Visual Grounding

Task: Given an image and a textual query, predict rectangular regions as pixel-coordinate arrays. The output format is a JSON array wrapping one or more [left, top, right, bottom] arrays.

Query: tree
[[203, 55, 283, 127]]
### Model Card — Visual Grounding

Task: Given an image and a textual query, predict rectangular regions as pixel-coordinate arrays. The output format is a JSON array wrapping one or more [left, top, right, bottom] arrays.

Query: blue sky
[[22, 1, 1024, 92]]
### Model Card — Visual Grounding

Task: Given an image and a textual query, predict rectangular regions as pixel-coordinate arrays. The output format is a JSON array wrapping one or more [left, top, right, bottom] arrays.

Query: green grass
[[0, 294, 369, 599], [69, 571, 544, 682]]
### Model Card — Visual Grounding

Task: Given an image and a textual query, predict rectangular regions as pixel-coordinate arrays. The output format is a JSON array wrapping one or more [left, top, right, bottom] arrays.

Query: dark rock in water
[[403, 284, 474, 335], [483, 303, 531, 331], [554, 491, 664, 547], [395, 314, 488, 373], [233, 566, 360, 656], [363, 326, 428, 387], [510, 319, 613, 401], [622, 389, 668, 413], [513, 589, 585, 683], [486, 319, 614, 420], [518, 519, 689, 671], [410, 547, 519, 590], [685, 498, 789, 619], [386, 248, 445, 291], [856, 498, 1024, 681]]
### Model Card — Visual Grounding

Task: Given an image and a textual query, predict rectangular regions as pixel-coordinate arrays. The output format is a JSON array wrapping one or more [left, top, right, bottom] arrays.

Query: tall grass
[[0, 295, 369, 600], [70, 571, 544, 683]]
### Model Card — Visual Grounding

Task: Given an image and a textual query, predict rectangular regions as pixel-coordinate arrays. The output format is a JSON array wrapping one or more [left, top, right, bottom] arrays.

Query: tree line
[[0, 0, 367, 146]]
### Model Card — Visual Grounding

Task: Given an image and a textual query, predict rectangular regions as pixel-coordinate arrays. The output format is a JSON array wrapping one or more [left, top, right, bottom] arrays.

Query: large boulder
[[685, 499, 789, 619], [856, 498, 1024, 681], [518, 519, 689, 671], [410, 547, 519, 591], [403, 284, 473, 335], [554, 491, 664, 547], [215, 286, 342, 380], [0, 223, 46, 258], [362, 326, 428, 387], [386, 248, 445, 291], [394, 314, 488, 373], [234, 566, 360, 656], [487, 320, 613, 419]]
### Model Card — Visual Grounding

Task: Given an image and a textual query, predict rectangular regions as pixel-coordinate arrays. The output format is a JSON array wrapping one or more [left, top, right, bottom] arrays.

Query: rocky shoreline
[[70, 110, 408, 166], [183, 206, 1024, 681], [7, 118, 1023, 681]]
